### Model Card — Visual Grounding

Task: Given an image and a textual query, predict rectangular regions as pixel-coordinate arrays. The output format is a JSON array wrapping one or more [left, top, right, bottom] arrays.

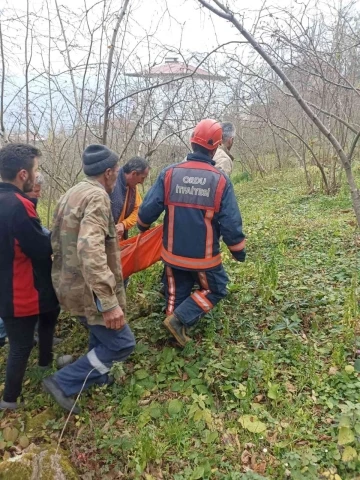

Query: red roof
[[125, 61, 225, 80], [149, 63, 211, 76]]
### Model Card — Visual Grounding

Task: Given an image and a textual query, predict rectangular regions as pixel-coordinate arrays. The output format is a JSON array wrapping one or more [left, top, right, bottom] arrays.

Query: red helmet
[[191, 119, 222, 150]]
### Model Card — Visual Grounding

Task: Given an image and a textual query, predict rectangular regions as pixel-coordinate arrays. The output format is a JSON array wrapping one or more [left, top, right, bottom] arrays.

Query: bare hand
[[116, 223, 125, 239], [102, 305, 125, 330]]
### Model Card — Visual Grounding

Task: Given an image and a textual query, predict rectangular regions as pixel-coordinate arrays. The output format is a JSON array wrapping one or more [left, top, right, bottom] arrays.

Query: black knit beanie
[[82, 144, 119, 176]]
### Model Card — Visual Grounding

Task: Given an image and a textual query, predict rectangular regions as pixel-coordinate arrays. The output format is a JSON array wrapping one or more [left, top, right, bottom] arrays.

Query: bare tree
[[198, 0, 360, 226]]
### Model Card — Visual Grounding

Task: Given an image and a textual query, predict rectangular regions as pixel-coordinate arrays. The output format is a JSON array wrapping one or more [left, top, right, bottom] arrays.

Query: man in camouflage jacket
[[43, 144, 136, 414]]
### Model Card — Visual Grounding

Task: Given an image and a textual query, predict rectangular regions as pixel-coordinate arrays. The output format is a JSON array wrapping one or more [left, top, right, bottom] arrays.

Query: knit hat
[[82, 144, 119, 176]]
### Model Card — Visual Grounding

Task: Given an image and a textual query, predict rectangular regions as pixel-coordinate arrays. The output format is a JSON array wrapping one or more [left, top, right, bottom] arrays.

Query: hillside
[[0, 170, 359, 480]]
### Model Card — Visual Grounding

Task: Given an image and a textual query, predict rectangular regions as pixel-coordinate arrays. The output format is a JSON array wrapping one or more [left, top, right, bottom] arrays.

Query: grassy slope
[[1, 169, 360, 480]]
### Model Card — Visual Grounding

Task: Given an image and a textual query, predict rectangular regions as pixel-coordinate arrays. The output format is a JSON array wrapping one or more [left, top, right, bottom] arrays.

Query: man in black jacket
[[0, 143, 59, 410]]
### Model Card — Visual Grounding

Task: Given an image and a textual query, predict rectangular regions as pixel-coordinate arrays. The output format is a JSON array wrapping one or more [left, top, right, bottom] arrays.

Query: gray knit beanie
[[82, 144, 119, 176]]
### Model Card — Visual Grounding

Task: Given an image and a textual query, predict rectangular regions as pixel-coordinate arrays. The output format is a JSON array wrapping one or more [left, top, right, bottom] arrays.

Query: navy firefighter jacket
[[137, 152, 246, 271]]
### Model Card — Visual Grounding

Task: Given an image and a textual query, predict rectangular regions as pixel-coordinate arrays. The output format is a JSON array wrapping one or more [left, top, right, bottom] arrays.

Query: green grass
[[1, 169, 360, 479]]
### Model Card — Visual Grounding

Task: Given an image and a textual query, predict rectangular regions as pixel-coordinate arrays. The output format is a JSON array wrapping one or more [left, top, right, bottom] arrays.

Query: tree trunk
[[102, 0, 131, 146]]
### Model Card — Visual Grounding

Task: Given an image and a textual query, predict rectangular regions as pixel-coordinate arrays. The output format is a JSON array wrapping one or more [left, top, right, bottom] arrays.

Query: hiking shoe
[[163, 314, 191, 347], [42, 376, 80, 414], [0, 400, 23, 410], [56, 355, 74, 369]]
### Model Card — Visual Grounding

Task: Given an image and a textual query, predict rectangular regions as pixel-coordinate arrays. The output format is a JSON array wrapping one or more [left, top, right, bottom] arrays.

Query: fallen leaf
[[241, 450, 251, 465], [285, 382, 296, 393], [18, 436, 30, 449], [311, 390, 317, 403], [245, 442, 256, 449], [239, 415, 267, 433], [3, 427, 19, 442], [253, 461, 267, 474], [328, 366, 338, 375], [267, 432, 278, 444], [254, 394, 264, 403]]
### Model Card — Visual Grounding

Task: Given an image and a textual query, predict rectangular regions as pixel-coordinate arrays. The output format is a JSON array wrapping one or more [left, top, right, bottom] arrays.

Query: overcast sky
[[2, 0, 297, 72]]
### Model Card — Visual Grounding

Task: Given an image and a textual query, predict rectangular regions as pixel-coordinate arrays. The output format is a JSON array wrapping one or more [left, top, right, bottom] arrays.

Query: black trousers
[[2, 308, 59, 402]]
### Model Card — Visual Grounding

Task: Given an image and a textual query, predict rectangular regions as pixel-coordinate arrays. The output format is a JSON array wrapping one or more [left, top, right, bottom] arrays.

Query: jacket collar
[[0, 181, 28, 196], [186, 152, 216, 166], [118, 166, 127, 189], [219, 145, 234, 161], [84, 176, 106, 191]]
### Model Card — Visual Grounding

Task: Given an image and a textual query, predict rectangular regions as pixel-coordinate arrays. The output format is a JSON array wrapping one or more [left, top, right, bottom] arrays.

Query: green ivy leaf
[[162, 347, 175, 364], [338, 426, 355, 445], [193, 409, 204, 422], [339, 416, 351, 428], [354, 358, 360, 372], [267, 383, 280, 400], [149, 403, 161, 419], [168, 399, 183, 416], [135, 369, 149, 380], [191, 466, 205, 480], [342, 445, 357, 462], [171, 382, 184, 392], [203, 431, 218, 444]]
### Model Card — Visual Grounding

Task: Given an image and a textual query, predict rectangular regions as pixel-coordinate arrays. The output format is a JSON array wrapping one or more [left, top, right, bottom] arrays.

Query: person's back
[[52, 178, 123, 321], [157, 153, 241, 270], [138, 119, 246, 347], [43, 144, 135, 415]]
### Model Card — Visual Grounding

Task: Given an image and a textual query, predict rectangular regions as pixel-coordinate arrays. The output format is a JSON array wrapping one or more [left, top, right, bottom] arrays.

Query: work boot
[[42, 376, 80, 414], [56, 355, 74, 369], [0, 400, 23, 410], [163, 314, 191, 347]]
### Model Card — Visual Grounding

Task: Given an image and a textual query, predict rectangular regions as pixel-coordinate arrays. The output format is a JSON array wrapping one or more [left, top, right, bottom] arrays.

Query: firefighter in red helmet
[[137, 119, 246, 347]]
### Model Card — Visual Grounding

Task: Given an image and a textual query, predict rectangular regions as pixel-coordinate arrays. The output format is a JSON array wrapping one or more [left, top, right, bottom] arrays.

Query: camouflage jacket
[[51, 177, 126, 326]]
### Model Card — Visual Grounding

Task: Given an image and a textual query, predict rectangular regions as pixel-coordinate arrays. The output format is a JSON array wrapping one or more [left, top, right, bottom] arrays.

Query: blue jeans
[[0, 318, 6, 340], [54, 319, 136, 397], [164, 264, 229, 327]]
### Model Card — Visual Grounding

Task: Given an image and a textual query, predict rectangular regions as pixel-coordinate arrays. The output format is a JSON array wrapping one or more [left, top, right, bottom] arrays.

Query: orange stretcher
[[119, 225, 163, 279]]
